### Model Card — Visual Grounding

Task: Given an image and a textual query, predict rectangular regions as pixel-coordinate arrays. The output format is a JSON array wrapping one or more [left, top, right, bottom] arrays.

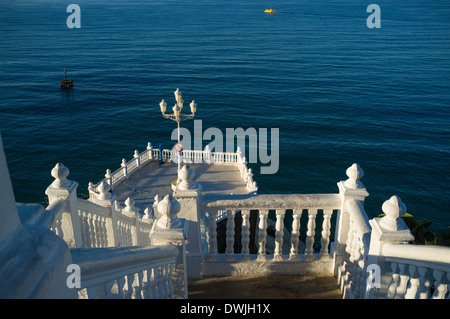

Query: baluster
[[53, 213, 64, 239], [348, 236, 362, 297], [257, 209, 269, 261], [167, 264, 174, 298], [386, 262, 400, 299], [207, 211, 218, 261], [241, 210, 251, 261], [289, 209, 302, 260], [356, 243, 368, 298], [149, 268, 159, 299], [79, 211, 88, 247], [102, 216, 108, 247], [320, 209, 333, 258], [417, 267, 431, 299], [158, 266, 168, 298], [395, 263, 409, 299], [94, 214, 101, 247], [133, 272, 144, 299], [88, 212, 96, 248], [405, 265, 420, 299], [142, 269, 152, 299], [225, 210, 235, 261], [124, 274, 134, 299], [432, 270, 447, 299], [274, 209, 285, 261], [116, 277, 126, 298], [305, 209, 317, 259], [338, 217, 354, 291]]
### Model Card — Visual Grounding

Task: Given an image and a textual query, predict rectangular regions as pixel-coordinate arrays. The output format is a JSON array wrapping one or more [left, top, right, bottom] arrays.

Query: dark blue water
[[1, 0, 449, 232]]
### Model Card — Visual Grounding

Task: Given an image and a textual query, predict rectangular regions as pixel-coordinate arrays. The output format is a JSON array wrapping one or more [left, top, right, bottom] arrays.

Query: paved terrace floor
[[111, 161, 342, 299], [188, 275, 342, 299], [112, 161, 250, 210]]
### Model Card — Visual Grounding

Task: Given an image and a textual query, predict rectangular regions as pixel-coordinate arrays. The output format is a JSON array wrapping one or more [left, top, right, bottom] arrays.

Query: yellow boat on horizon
[[264, 9, 275, 13]]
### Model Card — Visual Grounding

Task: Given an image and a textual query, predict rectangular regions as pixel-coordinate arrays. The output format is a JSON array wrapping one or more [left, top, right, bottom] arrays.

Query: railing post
[[105, 169, 113, 189], [122, 197, 140, 246], [334, 164, 369, 272], [45, 163, 82, 248], [366, 195, 414, 299], [150, 194, 188, 299], [134, 150, 141, 169], [147, 142, 153, 160], [121, 158, 128, 179], [173, 164, 203, 279], [204, 145, 212, 164]]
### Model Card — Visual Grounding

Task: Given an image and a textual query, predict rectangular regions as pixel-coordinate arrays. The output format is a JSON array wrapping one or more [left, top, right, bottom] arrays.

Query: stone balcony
[[112, 161, 251, 211]]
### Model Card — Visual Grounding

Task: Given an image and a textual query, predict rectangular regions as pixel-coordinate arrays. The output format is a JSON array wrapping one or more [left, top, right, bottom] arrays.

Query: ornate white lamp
[[159, 89, 198, 173]]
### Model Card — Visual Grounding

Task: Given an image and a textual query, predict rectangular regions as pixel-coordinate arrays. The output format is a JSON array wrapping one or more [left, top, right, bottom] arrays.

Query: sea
[[0, 0, 449, 233]]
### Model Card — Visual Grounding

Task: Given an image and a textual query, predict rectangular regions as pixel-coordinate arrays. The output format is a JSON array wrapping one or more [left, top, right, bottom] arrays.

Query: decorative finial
[[156, 194, 181, 229], [379, 195, 407, 231], [177, 164, 197, 191], [50, 163, 71, 188], [344, 163, 365, 189]]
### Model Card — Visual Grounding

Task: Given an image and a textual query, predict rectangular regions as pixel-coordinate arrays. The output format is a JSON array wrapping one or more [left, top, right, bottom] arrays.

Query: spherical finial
[[344, 163, 364, 189], [379, 195, 407, 231], [177, 164, 196, 191], [97, 180, 111, 200], [156, 194, 181, 229], [50, 163, 70, 188]]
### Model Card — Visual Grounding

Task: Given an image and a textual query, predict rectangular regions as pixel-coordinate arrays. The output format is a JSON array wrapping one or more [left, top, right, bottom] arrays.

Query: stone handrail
[[40, 163, 155, 249], [71, 245, 179, 299], [75, 197, 154, 248], [89, 143, 257, 197], [201, 193, 342, 263], [336, 197, 372, 299], [382, 243, 450, 299]]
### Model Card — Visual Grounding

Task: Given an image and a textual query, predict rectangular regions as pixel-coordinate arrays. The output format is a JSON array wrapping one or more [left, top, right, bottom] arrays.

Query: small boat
[[264, 9, 275, 13], [59, 69, 73, 88]]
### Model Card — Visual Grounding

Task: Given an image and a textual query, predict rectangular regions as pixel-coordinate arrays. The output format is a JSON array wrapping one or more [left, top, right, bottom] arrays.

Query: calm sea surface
[[0, 0, 449, 232]]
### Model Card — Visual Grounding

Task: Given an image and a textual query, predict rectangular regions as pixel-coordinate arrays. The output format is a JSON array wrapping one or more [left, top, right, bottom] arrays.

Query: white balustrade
[[89, 142, 253, 196], [34, 159, 450, 300], [72, 246, 179, 299], [203, 194, 341, 262], [382, 244, 450, 299]]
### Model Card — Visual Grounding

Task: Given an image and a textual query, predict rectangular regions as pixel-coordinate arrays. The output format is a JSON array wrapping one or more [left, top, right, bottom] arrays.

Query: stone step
[[187, 275, 342, 299]]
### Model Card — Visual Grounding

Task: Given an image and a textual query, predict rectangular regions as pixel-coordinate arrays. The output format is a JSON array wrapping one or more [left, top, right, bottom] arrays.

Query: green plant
[[377, 213, 438, 245]]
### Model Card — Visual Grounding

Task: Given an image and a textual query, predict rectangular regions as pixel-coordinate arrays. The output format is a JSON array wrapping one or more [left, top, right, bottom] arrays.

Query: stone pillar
[[333, 163, 369, 274], [366, 196, 414, 299], [45, 163, 82, 248], [150, 194, 188, 299], [173, 164, 203, 279]]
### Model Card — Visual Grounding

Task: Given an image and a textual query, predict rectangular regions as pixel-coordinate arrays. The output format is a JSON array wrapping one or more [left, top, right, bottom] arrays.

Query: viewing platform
[[112, 161, 251, 212]]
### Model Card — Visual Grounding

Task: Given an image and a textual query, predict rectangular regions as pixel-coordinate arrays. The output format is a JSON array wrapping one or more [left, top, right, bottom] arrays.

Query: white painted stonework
[[0, 134, 449, 299]]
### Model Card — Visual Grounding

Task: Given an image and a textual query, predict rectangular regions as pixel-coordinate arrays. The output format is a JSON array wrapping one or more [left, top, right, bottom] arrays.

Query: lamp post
[[159, 88, 197, 173]]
